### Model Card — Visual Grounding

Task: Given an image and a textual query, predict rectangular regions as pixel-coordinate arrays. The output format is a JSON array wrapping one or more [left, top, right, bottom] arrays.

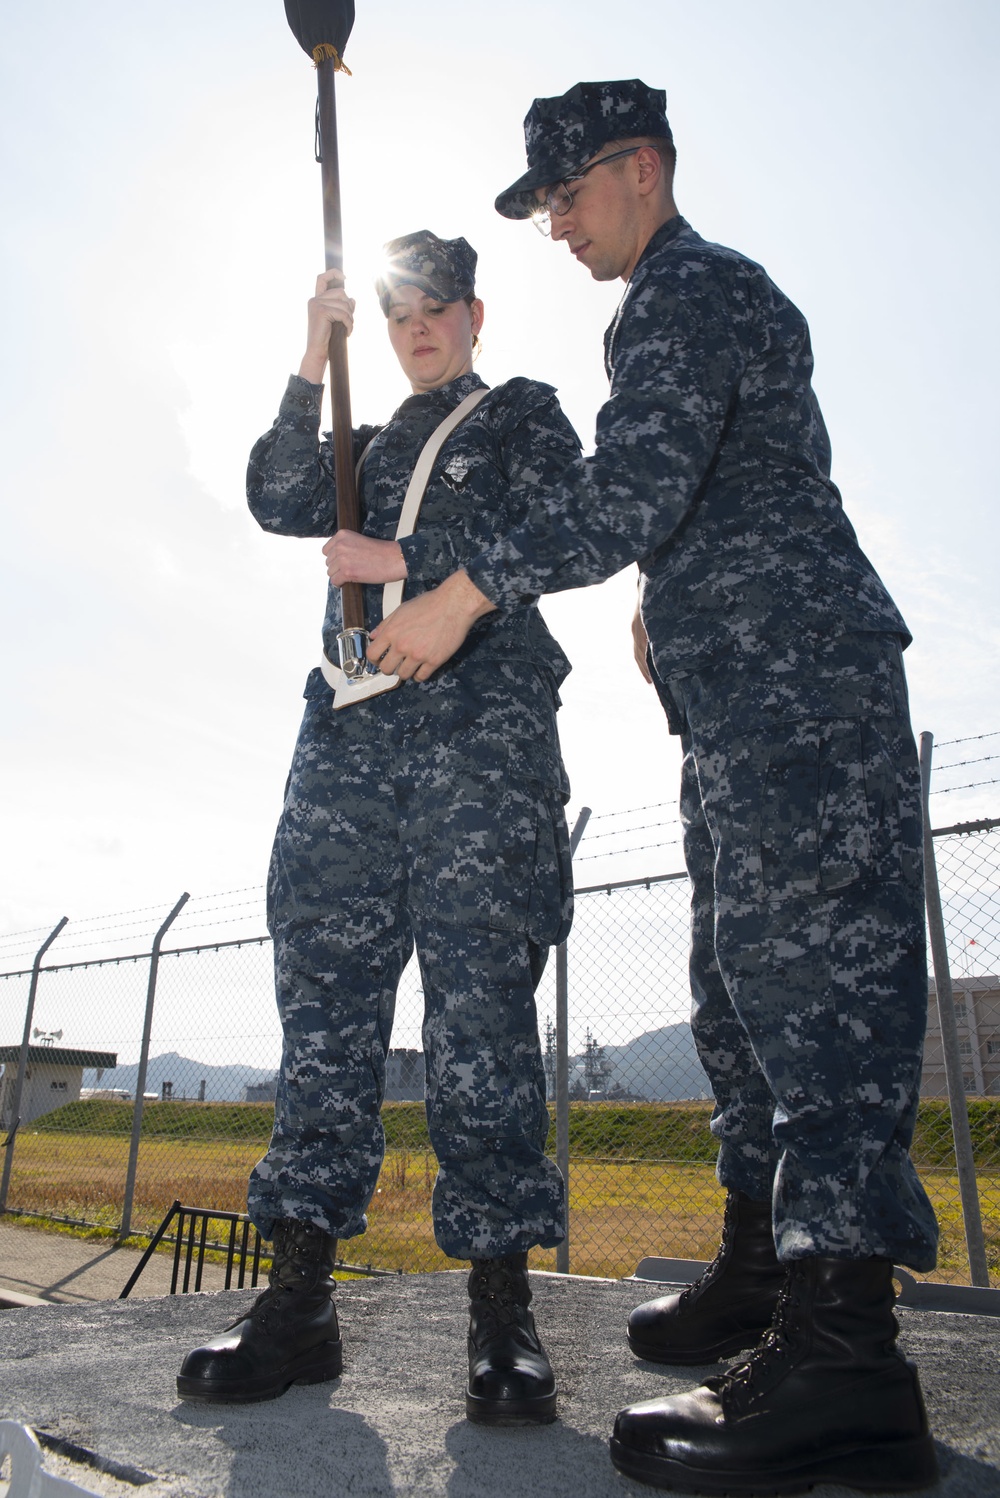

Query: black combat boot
[[176, 1219, 342, 1403], [627, 1192, 785, 1363], [466, 1253, 557, 1425], [611, 1256, 938, 1494]]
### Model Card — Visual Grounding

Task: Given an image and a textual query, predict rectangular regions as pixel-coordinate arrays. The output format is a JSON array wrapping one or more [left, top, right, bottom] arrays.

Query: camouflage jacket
[[247, 370, 581, 684], [464, 217, 909, 682]]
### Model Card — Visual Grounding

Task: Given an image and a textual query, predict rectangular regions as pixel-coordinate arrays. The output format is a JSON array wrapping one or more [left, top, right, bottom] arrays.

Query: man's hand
[[632, 602, 653, 684], [323, 532, 406, 586], [367, 570, 496, 682]]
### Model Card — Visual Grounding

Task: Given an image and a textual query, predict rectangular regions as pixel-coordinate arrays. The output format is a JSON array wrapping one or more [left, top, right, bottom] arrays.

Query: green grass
[[33, 1099, 277, 1143], [8, 1121, 1000, 1283], [35, 1096, 1000, 1169]]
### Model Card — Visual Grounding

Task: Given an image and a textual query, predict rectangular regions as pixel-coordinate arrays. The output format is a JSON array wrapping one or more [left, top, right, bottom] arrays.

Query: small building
[[245, 1076, 279, 1104], [923, 976, 1000, 1097], [385, 1049, 425, 1102], [0, 1045, 119, 1129]]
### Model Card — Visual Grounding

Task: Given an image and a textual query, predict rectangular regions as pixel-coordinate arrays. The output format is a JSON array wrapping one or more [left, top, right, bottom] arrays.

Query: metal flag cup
[[337, 626, 374, 680]]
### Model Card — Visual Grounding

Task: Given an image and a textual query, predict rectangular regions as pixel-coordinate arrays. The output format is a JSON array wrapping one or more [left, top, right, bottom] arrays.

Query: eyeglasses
[[530, 147, 641, 236]]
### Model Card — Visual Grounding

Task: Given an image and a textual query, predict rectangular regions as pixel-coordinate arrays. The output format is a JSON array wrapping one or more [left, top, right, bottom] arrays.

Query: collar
[[603, 215, 693, 378], [631, 214, 690, 280], [393, 370, 488, 421]]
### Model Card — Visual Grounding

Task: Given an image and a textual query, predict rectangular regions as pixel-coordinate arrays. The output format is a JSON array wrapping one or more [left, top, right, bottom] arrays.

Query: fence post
[[0, 917, 69, 1213], [919, 733, 990, 1287], [555, 807, 592, 1275], [119, 892, 190, 1241]]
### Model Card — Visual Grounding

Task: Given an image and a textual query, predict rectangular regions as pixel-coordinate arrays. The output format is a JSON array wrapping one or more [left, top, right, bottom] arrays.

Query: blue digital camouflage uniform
[[246, 368, 581, 1259], [465, 215, 938, 1271]]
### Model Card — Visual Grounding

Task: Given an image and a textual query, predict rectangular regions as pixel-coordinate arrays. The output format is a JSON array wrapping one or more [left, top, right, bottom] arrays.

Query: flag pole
[[314, 57, 373, 680], [283, 2, 371, 681]]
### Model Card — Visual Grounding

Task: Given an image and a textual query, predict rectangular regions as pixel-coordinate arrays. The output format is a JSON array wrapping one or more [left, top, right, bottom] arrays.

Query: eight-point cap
[[495, 79, 671, 221], [375, 231, 478, 316]]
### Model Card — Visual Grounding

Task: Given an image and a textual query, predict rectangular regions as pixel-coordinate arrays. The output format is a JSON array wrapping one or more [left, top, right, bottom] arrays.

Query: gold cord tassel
[[312, 43, 352, 74]]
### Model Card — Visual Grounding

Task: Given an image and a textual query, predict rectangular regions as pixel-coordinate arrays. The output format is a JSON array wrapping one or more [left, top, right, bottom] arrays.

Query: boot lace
[[269, 1221, 333, 1292], [221, 1282, 288, 1335], [468, 1260, 535, 1345], [678, 1191, 740, 1307], [711, 1264, 804, 1416], [223, 1223, 332, 1333]]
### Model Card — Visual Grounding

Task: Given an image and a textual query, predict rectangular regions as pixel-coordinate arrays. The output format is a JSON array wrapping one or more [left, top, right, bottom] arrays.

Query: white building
[[0, 1044, 118, 1128], [923, 975, 1000, 1097]]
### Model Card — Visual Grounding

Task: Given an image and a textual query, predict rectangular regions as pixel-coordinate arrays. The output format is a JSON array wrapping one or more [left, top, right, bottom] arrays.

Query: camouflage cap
[[495, 79, 671, 220], [374, 231, 478, 316]]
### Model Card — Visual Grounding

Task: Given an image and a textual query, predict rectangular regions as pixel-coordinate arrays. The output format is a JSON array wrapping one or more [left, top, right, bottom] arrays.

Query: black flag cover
[[284, 0, 355, 63]]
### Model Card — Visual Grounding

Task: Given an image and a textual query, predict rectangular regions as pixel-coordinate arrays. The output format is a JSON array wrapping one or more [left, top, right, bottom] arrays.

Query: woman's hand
[[322, 532, 407, 586], [632, 602, 653, 683], [298, 270, 356, 384]]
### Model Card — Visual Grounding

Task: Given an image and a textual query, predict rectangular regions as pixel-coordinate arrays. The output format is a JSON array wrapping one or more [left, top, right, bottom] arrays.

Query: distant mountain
[[569, 1022, 709, 1102], [82, 1051, 278, 1104], [82, 1029, 708, 1108]]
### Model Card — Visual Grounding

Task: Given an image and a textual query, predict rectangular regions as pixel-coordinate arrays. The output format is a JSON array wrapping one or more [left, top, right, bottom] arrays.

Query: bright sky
[[2, 0, 998, 945]]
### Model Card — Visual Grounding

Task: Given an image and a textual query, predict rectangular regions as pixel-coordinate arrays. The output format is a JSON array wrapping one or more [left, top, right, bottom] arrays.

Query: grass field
[[6, 1098, 1000, 1284]]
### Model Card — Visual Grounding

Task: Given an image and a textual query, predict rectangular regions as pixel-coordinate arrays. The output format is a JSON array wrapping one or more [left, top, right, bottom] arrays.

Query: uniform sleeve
[[496, 387, 583, 530], [395, 516, 464, 583], [398, 384, 582, 586], [464, 263, 747, 605], [246, 374, 381, 538]]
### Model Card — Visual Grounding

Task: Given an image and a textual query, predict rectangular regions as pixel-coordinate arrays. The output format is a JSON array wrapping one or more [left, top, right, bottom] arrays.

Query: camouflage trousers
[[247, 665, 572, 1260], [656, 633, 939, 1272]]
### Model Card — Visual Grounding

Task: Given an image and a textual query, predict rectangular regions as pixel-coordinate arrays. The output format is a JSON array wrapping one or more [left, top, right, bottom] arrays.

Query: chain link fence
[[2, 787, 999, 1288]]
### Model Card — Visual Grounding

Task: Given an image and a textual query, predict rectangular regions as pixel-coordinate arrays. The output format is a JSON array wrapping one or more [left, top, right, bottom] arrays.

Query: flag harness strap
[[321, 384, 489, 707]]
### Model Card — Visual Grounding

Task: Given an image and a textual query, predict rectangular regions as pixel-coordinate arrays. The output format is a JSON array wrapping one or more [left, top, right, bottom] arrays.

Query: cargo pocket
[[485, 768, 573, 946], [816, 721, 875, 891], [760, 719, 878, 899], [850, 718, 922, 887], [758, 715, 921, 900]]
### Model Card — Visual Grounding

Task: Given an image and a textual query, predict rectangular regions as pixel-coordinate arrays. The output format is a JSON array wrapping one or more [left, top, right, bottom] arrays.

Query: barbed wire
[[932, 754, 1000, 773], [0, 921, 65, 944], [0, 913, 269, 967], [173, 893, 266, 922], [0, 931, 272, 981], [0, 909, 178, 951], [0, 885, 267, 956], [931, 778, 1000, 796], [935, 731, 1000, 747], [172, 910, 267, 934], [577, 834, 684, 863], [1, 772, 995, 953], [583, 802, 675, 824], [577, 817, 681, 845], [184, 885, 265, 908], [0, 895, 185, 942]]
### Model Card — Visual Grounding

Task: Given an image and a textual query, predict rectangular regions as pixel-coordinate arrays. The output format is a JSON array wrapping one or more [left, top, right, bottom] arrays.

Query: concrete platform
[[1, 1271, 1000, 1498]]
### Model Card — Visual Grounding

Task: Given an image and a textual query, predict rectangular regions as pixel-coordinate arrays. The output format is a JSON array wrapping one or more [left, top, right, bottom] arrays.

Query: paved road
[[0, 1219, 237, 1305]]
